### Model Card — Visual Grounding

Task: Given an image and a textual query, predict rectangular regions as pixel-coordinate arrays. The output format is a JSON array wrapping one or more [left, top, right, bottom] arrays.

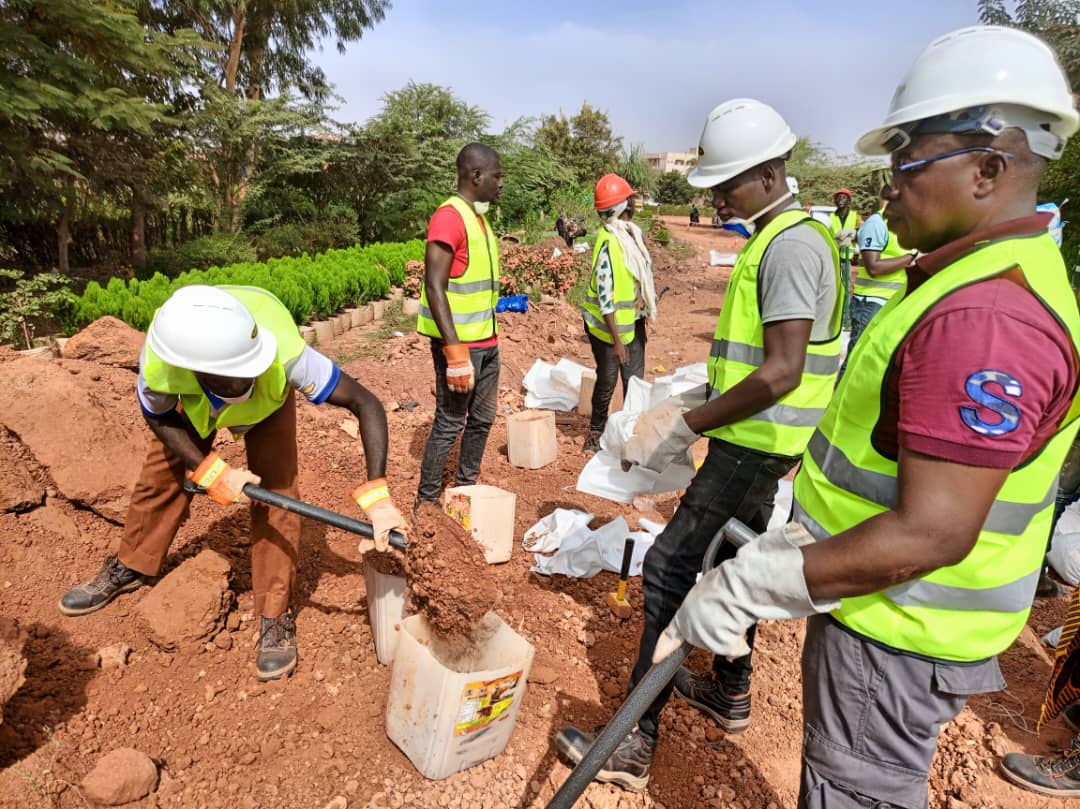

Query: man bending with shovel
[[59, 285, 407, 680]]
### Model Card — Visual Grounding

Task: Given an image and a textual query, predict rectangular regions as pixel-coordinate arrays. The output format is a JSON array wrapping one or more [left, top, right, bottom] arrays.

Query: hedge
[[70, 239, 425, 331]]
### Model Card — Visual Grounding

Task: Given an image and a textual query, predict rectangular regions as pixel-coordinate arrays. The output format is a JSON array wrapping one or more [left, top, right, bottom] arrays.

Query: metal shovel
[[545, 517, 758, 809], [183, 480, 408, 551]]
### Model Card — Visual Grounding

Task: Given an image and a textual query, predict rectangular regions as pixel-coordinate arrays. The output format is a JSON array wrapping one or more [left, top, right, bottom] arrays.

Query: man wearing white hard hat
[[650, 26, 1080, 806], [556, 98, 842, 790], [59, 285, 406, 681]]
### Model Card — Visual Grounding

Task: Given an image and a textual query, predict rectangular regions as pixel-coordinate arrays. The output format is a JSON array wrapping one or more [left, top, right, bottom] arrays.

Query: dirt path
[[0, 225, 1069, 809]]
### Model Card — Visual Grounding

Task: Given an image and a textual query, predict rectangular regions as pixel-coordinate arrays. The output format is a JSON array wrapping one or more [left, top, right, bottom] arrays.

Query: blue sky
[[313, 1, 984, 158]]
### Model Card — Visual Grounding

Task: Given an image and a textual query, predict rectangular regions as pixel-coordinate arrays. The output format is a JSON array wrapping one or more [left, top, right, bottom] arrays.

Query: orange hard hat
[[594, 174, 635, 211], [834, 188, 852, 198]]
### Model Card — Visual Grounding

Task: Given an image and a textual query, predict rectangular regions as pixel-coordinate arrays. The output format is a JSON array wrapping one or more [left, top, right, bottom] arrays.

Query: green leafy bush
[[145, 234, 258, 277], [253, 220, 361, 260], [0, 270, 75, 349]]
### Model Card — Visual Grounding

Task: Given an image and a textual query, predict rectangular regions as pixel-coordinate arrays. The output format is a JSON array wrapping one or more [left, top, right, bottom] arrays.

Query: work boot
[[256, 613, 297, 681], [554, 726, 653, 792], [1036, 568, 1070, 599], [583, 430, 602, 454], [1001, 736, 1080, 797], [673, 666, 751, 733], [58, 556, 146, 617]]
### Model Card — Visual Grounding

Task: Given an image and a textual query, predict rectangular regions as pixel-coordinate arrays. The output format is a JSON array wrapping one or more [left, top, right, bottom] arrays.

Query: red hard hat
[[594, 174, 635, 211], [834, 188, 852, 198]]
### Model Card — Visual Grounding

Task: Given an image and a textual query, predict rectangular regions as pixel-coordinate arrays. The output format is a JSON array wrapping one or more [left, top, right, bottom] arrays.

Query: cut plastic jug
[[363, 561, 409, 665], [444, 484, 517, 564], [386, 613, 535, 780]]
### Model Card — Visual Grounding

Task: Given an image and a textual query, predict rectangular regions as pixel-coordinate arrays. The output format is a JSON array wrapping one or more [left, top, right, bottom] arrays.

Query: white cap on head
[[688, 99, 797, 188], [857, 26, 1078, 160], [147, 285, 277, 377]]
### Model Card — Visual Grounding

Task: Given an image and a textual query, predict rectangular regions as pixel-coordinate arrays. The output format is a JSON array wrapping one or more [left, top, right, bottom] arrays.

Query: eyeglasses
[[892, 146, 1014, 175]]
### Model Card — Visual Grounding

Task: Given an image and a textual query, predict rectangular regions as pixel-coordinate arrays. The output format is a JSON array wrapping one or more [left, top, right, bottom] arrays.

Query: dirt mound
[[0, 619, 27, 725], [0, 430, 43, 513], [61, 316, 143, 369], [81, 747, 158, 805], [136, 549, 233, 652], [0, 357, 147, 520], [406, 501, 500, 639]]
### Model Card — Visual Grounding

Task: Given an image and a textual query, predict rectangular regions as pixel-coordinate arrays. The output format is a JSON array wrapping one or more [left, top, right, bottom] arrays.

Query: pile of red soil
[[406, 501, 500, 639]]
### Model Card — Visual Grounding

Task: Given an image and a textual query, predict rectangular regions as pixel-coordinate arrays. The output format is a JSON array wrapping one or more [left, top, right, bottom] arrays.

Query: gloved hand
[[443, 343, 475, 394], [622, 399, 698, 474], [187, 451, 261, 505], [652, 522, 839, 663], [837, 229, 857, 247], [353, 477, 408, 552]]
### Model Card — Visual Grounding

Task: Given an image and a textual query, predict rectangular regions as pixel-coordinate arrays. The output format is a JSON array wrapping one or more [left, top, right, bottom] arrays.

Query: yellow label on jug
[[444, 494, 473, 531], [455, 671, 522, 736]]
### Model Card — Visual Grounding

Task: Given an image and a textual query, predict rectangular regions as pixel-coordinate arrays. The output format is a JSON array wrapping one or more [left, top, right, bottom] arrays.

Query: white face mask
[[722, 191, 793, 236], [215, 383, 255, 404], [473, 201, 491, 215]]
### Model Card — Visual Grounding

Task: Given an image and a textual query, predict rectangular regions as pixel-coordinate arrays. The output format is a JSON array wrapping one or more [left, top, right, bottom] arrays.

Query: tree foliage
[[535, 102, 623, 187], [655, 171, 694, 205]]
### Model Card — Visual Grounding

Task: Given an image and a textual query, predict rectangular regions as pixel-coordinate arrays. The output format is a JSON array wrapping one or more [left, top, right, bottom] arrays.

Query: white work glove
[[621, 399, 698, 474], [836, 229, 857, 248], [352, 478, 408, 553], [670, 383, 708, 411], [652, 522, 839, 663]]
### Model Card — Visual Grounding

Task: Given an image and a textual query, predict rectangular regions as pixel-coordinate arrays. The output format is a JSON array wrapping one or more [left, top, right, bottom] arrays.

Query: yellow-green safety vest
[[417, 195, 499, 343], [581, 227, 638, 345], [853, 212, 908, 301], [793, 231, 1080, 662], [142, 286, 307, 438], [707, 209, 843, 457], [828, 209, 860, 238]]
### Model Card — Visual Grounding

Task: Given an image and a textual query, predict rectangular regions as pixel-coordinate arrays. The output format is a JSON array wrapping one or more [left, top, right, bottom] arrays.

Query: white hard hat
[[147, 285, 277, 377], [857, 26, 1078, 160], [687, 99, 797, 189]]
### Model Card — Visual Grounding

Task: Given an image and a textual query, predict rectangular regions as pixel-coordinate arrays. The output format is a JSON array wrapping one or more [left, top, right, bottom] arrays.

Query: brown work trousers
[[116, 395, 301, 618]]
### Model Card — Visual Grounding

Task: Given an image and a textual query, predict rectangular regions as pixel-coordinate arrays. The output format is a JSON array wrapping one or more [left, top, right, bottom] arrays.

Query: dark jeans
[[630, 438, 798, 744], [587, 318, 646, 433], [837, 296, 883, 380], [417, 342, 500, 503]]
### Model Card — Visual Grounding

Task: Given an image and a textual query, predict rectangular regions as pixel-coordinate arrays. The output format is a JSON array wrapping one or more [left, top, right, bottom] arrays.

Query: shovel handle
[[182, 480, 408, 552], [546, 518, 756, 809], [618, 538, 635, 582]]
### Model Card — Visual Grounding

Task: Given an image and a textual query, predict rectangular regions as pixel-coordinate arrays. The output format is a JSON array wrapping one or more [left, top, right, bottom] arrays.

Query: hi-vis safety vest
[[581, 227, 638, 345], [707, 209, 843, 457], [853, 212, 908, 301], [793, 232, 1080, 662], [417, 195, 499, 343], [828, 209, 860, 239], [142, 286, 307, 438]]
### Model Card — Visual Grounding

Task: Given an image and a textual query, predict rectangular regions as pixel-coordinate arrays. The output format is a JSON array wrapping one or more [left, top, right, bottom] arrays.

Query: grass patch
[[358, 300, 416, 359], [665, 236, 696, 261]]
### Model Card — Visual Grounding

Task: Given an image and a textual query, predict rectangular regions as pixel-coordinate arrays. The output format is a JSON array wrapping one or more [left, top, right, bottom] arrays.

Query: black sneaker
[[58, 556, 145, 617], [583, 430, 602, 454], [673, 667, 751, 733], [1001, 736, 1080, 797], [1036, 569, 1070, 599], [256, 613, 297, 681], [554, 725, 653, 792]]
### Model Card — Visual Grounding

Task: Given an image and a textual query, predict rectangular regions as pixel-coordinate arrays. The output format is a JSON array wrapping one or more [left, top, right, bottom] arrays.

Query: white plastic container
[[386, 613, 535, 780], [363, 562, 409, 665], [443, 484, 517, 564]]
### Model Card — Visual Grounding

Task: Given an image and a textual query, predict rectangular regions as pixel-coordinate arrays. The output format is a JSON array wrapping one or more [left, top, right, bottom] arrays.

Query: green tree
[[535, 102, 623, 186], [618, 145, 658, 196], [655, 170, 694, 205]]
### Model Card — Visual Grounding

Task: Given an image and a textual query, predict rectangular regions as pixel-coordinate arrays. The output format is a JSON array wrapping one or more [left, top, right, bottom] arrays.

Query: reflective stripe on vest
[[793, 230, 1080, 661], [142, 286, 307, 438], [580, 228, 638, 345], [706, 209, 843, 457], [417, 196, 500, 342], [853, 213, 908, 301]]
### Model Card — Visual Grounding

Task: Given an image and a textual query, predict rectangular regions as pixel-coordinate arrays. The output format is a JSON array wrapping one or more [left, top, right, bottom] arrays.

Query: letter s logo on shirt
[[959, 369, 1022, 436]]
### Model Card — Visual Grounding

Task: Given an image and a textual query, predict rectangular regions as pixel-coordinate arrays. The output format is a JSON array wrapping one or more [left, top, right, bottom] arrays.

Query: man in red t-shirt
[[642, 27, 1080, 807], [416, 143, 503, 506]]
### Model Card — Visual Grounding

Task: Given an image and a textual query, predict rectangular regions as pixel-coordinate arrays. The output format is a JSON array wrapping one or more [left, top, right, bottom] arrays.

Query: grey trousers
[[799, 615, 1005, 809]]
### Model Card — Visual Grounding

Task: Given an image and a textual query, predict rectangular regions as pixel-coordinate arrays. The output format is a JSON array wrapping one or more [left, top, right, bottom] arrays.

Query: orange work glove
[[442, 343, 475, 394], [187, 451, 261, 505], [352, 477, 408, 552]]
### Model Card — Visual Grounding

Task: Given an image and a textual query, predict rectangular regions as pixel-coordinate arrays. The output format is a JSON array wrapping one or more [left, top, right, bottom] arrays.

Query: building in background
[[645, 149, 697, 175]]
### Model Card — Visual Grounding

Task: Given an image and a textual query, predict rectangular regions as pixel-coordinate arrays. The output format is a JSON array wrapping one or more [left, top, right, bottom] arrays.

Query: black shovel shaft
[[183, 480, 407, 552], [546, 518, 756, 809], [618, 538, 635, 581]]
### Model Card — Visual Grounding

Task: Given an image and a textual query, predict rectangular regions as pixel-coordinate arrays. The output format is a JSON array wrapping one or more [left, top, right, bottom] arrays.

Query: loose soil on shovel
[[0, 219, 1071, 808]]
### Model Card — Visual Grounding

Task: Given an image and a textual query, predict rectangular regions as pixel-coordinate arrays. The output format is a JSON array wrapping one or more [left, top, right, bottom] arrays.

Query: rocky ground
[[0, 218, 1074, 808]]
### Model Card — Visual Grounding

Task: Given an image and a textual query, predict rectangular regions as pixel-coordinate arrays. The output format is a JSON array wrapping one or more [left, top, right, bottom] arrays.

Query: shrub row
[[72, 239, 425, 331]]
